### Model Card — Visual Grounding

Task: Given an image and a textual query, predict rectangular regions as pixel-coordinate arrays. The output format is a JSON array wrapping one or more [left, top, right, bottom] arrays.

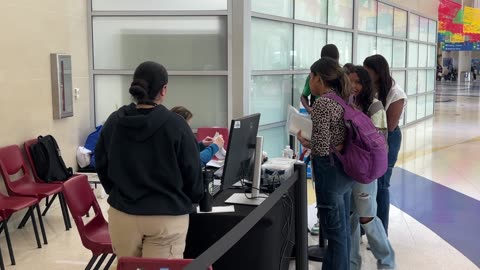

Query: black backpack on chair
[[30, 135, 73, 182]]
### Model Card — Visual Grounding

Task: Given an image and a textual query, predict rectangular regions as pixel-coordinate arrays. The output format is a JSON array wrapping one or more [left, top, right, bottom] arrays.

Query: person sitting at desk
[[171, 106, 225, 167]]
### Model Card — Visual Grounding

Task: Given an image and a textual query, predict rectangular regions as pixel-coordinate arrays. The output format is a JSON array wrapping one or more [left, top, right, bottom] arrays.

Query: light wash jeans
[[350, 180, 396, 270]]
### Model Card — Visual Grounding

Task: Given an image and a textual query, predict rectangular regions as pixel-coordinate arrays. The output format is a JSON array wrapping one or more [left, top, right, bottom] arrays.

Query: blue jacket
[[198, 142, 220, 167]]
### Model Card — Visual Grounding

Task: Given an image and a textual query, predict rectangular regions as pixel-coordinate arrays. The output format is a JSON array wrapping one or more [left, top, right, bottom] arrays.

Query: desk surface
[[185, 188, 295, 270]]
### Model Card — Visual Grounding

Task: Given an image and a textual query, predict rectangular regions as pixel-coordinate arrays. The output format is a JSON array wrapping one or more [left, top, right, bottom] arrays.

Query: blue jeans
[[350, 180, 396, 270], [376, 127, 402, 234], [312, 155, 354, 270]]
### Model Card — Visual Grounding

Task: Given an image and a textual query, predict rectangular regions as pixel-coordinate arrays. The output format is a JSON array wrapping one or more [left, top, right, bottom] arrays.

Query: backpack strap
[[324, 92, 349, 109]]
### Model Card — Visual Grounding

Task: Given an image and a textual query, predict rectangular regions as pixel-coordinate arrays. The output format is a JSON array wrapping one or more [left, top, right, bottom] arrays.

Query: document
[[213, 132, 227, 160], [286, 105, 312, 140]]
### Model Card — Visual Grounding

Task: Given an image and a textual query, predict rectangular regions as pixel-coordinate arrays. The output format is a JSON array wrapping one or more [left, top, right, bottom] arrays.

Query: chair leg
[[93, 254, 107, 270], [17, 209, 31, 229], [35, 205, 48, 245], [104, 254, 116, 270], [58, 193, 71, 230], [29, 206, 42, 248], [3, 221, 15, 265], [45, 196, 49, 207], [0, 243, 5, 270], [42, 194, 58, 216], [85, 255, 99, 270]]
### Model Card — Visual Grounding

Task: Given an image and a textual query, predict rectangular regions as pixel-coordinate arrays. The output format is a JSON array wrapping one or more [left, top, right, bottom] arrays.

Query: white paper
[[213, 132, 227, 160], [286, 105, 312, 140], [206, 159, 224, 168], [196, 205, 235, 213]]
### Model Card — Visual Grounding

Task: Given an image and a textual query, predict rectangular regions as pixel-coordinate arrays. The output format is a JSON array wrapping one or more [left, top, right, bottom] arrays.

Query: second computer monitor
[[221, 113, 261, 190]]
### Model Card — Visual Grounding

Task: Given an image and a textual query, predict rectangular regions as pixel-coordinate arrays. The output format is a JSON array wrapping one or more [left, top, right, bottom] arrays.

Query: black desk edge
[[185, 163, 308, 270]]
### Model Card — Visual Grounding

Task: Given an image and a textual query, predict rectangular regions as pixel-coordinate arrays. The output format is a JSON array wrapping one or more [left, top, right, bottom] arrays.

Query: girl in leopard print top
[[297, 57, 353, 270]]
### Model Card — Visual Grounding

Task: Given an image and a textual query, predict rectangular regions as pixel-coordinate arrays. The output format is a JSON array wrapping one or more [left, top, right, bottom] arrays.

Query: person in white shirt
[[363, 55, 407, 234]]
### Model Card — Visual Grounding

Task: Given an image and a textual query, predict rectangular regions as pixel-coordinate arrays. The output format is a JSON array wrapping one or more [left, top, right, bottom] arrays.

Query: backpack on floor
[[30, 135, 73, 182], [325, 93, 388, 184]]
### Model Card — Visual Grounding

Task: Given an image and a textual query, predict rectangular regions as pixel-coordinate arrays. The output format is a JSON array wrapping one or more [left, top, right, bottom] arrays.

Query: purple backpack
[[325, 93, 388, 184]]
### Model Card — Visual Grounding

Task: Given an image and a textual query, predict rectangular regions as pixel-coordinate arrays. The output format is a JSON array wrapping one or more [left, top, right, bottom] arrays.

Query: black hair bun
[[129, 79, 149, 100]]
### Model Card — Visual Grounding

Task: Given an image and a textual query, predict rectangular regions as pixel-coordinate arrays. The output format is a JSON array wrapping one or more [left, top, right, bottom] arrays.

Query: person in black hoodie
[[95, 61, 203, 259]]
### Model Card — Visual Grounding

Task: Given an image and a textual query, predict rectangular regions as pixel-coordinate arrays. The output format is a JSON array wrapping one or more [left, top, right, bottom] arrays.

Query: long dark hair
[[344, 65, 376, 114], [363, 55, 394, 107], [310, 57, 351, 100], [129, 61, 168, 104]]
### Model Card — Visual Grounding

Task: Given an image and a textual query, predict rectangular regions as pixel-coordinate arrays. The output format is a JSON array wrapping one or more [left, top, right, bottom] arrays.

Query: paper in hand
[[213, 132, 227, 160], [286, 105, 312, 140]]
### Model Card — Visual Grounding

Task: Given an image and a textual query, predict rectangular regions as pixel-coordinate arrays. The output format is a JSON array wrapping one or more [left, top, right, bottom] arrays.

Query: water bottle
[[199, 169, 214, 212], [282, 145, 294, 159]]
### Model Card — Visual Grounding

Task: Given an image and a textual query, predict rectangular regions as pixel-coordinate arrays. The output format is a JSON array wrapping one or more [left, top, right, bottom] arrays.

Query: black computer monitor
[[221, 113, 261, 190]]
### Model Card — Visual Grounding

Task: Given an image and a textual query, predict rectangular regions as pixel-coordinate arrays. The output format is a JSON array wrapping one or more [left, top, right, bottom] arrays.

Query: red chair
[[117, 257, 213, 270], [24, 138, 86, 230], [196, 127, 229, 149], [0, 145, 69, 244], [0, 193, 43, 266], [62, 176, 116, 270]]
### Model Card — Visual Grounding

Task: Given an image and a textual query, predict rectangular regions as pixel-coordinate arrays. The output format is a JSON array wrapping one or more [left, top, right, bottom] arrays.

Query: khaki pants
[[108, 207, 189, 259]]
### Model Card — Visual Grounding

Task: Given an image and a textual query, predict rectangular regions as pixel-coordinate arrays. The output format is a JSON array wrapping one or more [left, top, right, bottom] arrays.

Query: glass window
[[426, 93, 434, 116], [92, 0, 228, 10], [358, 0, 377, 33], [377, 38, 393, 67], [418, 70, 427, 93], [250, 75, 293, 125], [378, 3, 394, 36], [428, 45, 437, 68], [418, 44, 428, 68], [408, 42, 419, 68], [394, 8, 407, 38], [251, 18, 293, 70], [357, 35, 376, 65], [294, 25, 327, 69], [427, 70, 435, 92], [328, 0, 353, 28], [295, 0, 327, 24], [252, 0, 293, 18], [94, 75, 228, 128], [419, 17, 429, 42], [328, 30, 353, 64], [258, 126, 288, 158], [392, 71, 405, 91], [294, 74, 309, 109], [93, 16, 227, 70], [406, 96, 417, 123], [409, 13, 419, 40], [428, 20, 437, 43], [417, 95, 426, 119], [392, 40, 406, 68], [407, 70, 417, 95]]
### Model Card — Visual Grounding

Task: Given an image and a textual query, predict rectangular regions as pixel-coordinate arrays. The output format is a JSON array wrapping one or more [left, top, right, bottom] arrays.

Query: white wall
[[0, 1, 91, 187]]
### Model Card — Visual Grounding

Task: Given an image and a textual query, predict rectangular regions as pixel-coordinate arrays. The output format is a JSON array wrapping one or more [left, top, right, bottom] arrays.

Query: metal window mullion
[[252, 70, 309, 76], [258, 121, 287, 131], [91, 10, 229, 16], [251, 12, 355, 33], [227, 0, 233, 125], [88, 0, 96, 127], [92, 70, 229, 76]]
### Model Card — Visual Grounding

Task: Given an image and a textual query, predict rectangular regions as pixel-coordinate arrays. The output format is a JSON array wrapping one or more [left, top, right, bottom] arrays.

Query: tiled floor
[[2, 81, 480, 269]]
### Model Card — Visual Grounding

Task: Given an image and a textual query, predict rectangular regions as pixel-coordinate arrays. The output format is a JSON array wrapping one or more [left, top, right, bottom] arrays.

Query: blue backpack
[[84, 125, 102, 168]]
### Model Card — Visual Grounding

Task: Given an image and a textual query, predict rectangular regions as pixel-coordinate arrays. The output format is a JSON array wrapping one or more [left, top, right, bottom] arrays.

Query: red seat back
[[62, 176, 110, 254], [117, 257, 213, 270], [0, 145, 35, 195], [196, 127, 229, 150], [24, 139, 43, 183]]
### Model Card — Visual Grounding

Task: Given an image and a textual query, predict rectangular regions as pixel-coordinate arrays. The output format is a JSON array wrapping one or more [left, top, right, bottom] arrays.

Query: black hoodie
[[95, 103, 203, 215]]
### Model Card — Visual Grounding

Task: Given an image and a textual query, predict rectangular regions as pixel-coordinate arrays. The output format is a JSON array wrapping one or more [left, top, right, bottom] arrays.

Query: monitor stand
[[225, 136, 267, 206]]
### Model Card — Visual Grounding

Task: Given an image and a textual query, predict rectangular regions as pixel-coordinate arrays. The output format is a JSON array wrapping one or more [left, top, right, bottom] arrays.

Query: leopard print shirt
[[311, 95, 346, 156]]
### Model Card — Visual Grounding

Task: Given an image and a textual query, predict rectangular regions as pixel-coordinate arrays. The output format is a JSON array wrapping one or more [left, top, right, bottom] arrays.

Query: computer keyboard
[[212, 184, 221, 196]]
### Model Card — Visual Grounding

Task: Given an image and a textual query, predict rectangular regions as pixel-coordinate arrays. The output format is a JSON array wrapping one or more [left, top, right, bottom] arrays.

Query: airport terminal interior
[[1, 0, 480, 269]]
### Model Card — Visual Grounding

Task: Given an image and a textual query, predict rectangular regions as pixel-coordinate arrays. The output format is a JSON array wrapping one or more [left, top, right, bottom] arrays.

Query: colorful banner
[[464, 6, 480, 41], [438, 0, 464, 42]]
